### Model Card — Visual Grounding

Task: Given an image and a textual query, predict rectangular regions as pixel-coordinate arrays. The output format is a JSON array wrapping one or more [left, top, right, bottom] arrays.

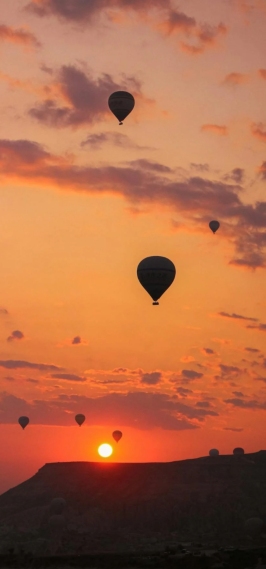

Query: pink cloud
[[201, 124, 228, 136], [259, 69, 266, 80], [0, 24, 40, 49], [251, 123, 266, 142], [222, 72, 250, 85]]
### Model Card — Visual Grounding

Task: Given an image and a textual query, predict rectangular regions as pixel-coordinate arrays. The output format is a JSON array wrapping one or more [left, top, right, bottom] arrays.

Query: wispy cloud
[[222, 72, 250, 85], [201, 124, 228, 136], [50, 373, 87, 382], [217, 311, 258, 322], [0, 24, 41, 49], [0, 360, 63, 371]]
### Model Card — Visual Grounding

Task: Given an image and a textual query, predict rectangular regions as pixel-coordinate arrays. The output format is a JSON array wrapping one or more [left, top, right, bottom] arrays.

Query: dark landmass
[[0, 452, 266, 566]]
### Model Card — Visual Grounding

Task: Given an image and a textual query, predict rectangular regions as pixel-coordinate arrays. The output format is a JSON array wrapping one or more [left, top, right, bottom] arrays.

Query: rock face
[[1, 452, 266, 552]]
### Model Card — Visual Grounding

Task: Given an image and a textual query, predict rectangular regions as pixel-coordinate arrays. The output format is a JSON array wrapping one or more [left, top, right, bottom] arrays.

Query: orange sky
[[0, 0, 266, 494]]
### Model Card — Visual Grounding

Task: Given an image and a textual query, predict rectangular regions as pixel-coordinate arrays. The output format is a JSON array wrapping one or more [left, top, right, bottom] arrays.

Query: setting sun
[[98, 444, 113, 458]]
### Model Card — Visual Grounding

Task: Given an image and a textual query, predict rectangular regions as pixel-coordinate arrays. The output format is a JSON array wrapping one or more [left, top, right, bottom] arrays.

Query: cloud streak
[[0, 24, 40, 49], [1, 138, 266, 268]]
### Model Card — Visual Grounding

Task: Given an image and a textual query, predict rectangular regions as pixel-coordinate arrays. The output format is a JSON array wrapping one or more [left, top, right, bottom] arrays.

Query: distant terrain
[[0, 452, 266, 561]]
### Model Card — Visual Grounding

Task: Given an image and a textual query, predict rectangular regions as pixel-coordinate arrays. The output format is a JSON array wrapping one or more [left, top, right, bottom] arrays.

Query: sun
[[98, 443, 113, 458]]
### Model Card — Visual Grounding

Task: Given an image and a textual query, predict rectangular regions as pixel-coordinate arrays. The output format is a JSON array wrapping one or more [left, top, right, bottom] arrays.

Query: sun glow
[[98, 443, 113, 458]]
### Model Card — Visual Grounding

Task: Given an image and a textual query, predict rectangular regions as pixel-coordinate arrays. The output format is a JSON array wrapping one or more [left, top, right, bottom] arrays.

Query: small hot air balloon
[[137, 256, 176, 305], [112, 430, 122, 443], [18, 416, 29, 430], [108, 91, 135, 125], [75, 414, 85, 427], [209, 449, 219, 457], [233, 447, 244, 455], [49, 498, 66, 515], [209, 220, 220, 234]]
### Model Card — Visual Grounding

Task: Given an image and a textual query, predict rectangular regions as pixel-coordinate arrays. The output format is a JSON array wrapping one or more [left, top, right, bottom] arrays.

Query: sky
[[0, 0, 266, 494]]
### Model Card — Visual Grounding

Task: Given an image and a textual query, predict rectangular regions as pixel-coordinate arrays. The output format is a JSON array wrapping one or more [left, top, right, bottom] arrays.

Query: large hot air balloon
[[209, 220, 220, 234], [75, 414, 85, 426], [233, 447, 245, 455], [112, 430, 122, 443], [209, 448, 219, 457], [18, 416, 29, 429], [137, 256, 176, 305], [108, 91, 135, 125]]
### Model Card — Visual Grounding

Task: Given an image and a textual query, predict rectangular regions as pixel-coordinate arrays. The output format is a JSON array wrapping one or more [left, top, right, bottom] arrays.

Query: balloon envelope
[[209, 220, 220, 233], [244, 518, 264, 537], [108, 91, 135, 124], [137, 256, 176, 304], [50, 497, 66, 515], [18, 416, 29, 429], [209, 448, 219, 457], [75, 413, 85, 426], [233, 447, 244, 455], [112, 430, 122, 442]]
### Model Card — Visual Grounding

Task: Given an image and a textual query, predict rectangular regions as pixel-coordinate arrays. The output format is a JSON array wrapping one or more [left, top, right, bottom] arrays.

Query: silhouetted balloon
[[209, 220, 220, 233], [75, 414, 85, 426], [108, 91, 135, 125], [137, 256, 176, 305], [233, 447, 245, 455], [244, 517, 264, 537], [112, 430, 122, 443], [18, 416, 29, 429], [209, 448, 219, 456], [49, 498, 66, 515]]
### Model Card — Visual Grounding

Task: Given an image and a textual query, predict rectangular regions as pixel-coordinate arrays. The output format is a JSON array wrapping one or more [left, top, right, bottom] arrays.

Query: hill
[[0, 452, 266, 554]]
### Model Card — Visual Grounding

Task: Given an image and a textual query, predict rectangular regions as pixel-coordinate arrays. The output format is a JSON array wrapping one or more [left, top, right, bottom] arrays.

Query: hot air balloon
[[49, 498, 66, 515], [112, 430, 122, 443], [209, 449, 219, 457], [137, 256, 176, 305], [209, 220, 220, 234], [18, 416, 29, 429], [108, 91, 135, 125], [233, 447, 244, 455], [244, 517, 264, 538], [75, 414, 85, 426]]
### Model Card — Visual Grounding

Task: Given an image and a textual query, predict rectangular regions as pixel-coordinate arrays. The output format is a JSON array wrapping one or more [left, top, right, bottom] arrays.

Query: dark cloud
[[224, 168, 245, 184], [140, 372, 162, 385], [220, 364, 242, 377], [232, 391, 245, 397], [0, 390, 218, 430], [2, 137, 266, 268], [25, 0, 171, 22], [246, 323, 266, 332], [190, 163, 209, 172], [72, 336, 81, 345], [181, 369, 204, 383], [50, 373, 87, 382], [254, 376, 266, 384], [26, 378, 39, 384], [0, 360, 63, 371], [224, 397, 266, 410], [196, 401, 210, 408], [218, 311, 258, 322], [202, 347, 215, 355], [4, 376, 15, 382], [176, 387, 192, 397], [81, 132, 151, 151], [29, 65, 144, 128], [0, 24, 40, 48], [7, 330, 24, 342], [245, 347, 260, 353], [223, 427, 244, 432]]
